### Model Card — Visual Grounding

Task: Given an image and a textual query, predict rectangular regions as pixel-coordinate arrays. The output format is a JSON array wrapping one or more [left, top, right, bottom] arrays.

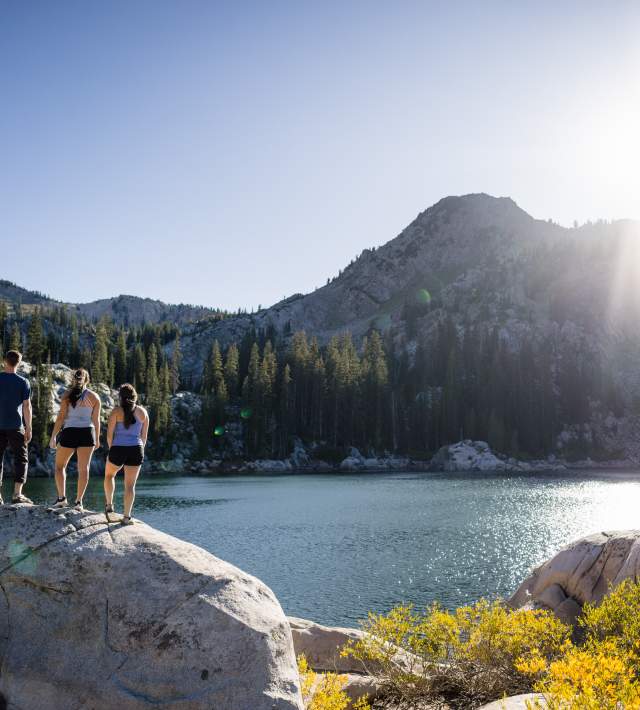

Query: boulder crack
[[0, 520, 111, 577]]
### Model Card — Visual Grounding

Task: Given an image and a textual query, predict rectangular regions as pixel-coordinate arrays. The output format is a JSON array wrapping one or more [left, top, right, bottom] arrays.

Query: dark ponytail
[[67, 369, 90, 407], [119, 384, 138, 428]]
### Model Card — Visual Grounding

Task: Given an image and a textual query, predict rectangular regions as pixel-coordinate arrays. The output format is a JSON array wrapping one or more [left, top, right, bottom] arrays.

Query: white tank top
[[63, 390, 94, 429]]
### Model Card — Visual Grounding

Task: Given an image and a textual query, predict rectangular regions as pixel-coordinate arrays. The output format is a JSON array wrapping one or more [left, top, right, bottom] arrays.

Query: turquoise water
[[13, 471, 640, 626]]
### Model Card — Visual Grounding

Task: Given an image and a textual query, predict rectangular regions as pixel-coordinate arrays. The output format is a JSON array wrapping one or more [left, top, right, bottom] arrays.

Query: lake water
[[13, 471, 640, 627]]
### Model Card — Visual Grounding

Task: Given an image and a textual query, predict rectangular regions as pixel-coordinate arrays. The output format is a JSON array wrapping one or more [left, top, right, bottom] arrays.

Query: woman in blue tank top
[[104, 383, 149, 525], [48, 368, 101, 511]]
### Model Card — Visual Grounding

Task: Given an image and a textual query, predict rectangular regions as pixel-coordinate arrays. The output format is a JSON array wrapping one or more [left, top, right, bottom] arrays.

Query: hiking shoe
[[52, 497, 68, 509], [73, 500, 83, 512], [11, 494, 33, 505]]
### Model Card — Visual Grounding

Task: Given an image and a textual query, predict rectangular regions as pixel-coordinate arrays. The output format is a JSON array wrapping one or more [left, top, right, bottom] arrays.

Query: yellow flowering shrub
[[523, 579, 640, 709], [580, 578, 640, 662], [298, 654, 370, 710], [525, 640, 640, 710], [342, 600, 571, 709]]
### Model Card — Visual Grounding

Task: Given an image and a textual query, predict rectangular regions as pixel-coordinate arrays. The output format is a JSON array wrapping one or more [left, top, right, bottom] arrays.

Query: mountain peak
[[422, 193, 527, 221]]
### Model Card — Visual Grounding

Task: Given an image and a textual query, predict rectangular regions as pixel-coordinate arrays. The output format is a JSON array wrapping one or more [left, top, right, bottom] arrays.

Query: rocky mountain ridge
[[0, 280, 220, 326]]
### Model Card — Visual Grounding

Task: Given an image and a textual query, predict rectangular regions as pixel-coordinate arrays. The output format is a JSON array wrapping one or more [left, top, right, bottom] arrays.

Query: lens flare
[[240, 407, 252, 419], [8, 539, 37, 574], [213, 425, 225, 436], [416, 288, 431, 304]]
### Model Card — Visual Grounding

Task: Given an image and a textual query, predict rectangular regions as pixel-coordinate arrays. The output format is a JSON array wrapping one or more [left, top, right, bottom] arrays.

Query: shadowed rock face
[[509, 530, 640, 626], [0, 505, 302, 710]]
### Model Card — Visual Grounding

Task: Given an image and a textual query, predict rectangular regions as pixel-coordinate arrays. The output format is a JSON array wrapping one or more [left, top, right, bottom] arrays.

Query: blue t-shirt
[[0, 372, 31, 430]]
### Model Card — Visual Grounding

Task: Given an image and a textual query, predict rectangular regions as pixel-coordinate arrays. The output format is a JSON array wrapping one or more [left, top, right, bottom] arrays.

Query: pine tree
[[69, 318, 81, 366], [31, 358, 53, 451], [132, 344, 146, 391], [0, 301, 7, 353], [361, 331, 389, 450], [9, 322, 22, 352], [145, 344, 160, 412], [170, 333, 182, 393], [114, 330, 128, 385], [278, 363, 293, 456], [156, 360, 172, 440], [202, 340, 224, 394], [92, 320, 110, 384], [26, 309, 45, 365], [224, 343, 240, 397]]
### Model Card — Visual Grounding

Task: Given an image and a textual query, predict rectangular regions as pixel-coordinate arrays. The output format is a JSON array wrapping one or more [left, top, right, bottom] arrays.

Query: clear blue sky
[[1, 1, 639, 310]]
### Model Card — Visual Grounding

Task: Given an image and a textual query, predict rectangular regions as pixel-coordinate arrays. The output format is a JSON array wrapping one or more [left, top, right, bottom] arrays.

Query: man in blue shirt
[[0, 350, 33, 504]]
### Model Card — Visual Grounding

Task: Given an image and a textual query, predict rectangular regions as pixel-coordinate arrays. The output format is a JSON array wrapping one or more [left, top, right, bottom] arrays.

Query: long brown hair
[[67, 368, 90, 407], [119, 383, 138, 428]]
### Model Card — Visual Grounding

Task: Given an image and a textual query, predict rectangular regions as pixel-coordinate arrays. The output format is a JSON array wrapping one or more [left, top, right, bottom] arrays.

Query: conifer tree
[[114, 330, 128, 385], [69, 319, 81, 366], [9, 322, 22, 352], [26, 309, 45, 365], [92, 320, 110, 384], [145, 344, 160, 412], [0, 302, 7, 352], [170, 333, 182, 393], [224, 343, 240, 397], [132, 344, 146, 391], [32, 357, 53, 451]]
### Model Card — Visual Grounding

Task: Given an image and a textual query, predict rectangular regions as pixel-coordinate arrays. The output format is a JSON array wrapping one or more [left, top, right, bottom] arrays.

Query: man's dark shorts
[[0, 430, 28, 484]]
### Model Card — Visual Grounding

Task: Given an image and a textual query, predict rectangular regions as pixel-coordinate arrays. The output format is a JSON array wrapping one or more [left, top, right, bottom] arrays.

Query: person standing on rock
[[104, 384, 149, 525], [0, 350, 33, 505], [48, 368, 101, 511]]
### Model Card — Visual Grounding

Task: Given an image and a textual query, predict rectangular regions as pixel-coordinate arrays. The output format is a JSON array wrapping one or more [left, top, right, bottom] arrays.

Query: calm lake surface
[[16, 471, 640, 626]]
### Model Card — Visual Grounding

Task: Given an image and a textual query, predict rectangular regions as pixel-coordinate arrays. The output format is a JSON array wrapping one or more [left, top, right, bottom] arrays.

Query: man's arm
[[23, 399, 32, 444]]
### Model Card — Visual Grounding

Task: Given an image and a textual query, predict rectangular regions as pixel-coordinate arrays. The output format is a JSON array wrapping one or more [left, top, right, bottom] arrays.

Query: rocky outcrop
[[288, 616, 367, 674], [430, 440, 567, 473], [0, 505, 302, 710], [288, 616, 382, 705], [510, 530, 640, 626], [339, 447, 412, 472]]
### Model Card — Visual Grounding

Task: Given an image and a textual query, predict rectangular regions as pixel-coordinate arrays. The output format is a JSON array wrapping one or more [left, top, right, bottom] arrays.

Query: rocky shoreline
[[146, 438, 640, 476]]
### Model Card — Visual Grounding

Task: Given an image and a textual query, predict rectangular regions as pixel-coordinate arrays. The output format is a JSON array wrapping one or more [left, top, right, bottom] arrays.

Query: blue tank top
[[112, 411, 144, 447]]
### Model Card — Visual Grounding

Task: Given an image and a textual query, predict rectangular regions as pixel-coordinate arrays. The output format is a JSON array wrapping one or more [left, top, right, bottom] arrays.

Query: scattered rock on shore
[[510, 530, 640, 626], [429, 440, 568, 473]]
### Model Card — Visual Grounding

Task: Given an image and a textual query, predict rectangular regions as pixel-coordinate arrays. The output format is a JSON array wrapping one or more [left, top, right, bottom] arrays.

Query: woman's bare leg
[[75, 447, 94, 503], [104, 461, 121, 508], [123, 465, 142, 518], [54, 447, 75, 500]]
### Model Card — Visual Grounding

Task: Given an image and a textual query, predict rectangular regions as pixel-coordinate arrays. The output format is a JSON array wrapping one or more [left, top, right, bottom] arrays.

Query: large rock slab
[[287, 616, 367, 673], [288, 617, 384, 704], [510, 530, 640, 621], [0, 505, 302, 710], [288, 616, 367, 674]]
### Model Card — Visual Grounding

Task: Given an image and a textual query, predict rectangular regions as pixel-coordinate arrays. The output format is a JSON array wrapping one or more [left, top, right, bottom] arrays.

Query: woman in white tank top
[[49, 368, 101, 511]]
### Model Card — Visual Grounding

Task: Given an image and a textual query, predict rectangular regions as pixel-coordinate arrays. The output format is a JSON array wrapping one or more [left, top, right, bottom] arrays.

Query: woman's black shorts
[[59, 427, 96, 449], [108, 445, 144, 467]]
